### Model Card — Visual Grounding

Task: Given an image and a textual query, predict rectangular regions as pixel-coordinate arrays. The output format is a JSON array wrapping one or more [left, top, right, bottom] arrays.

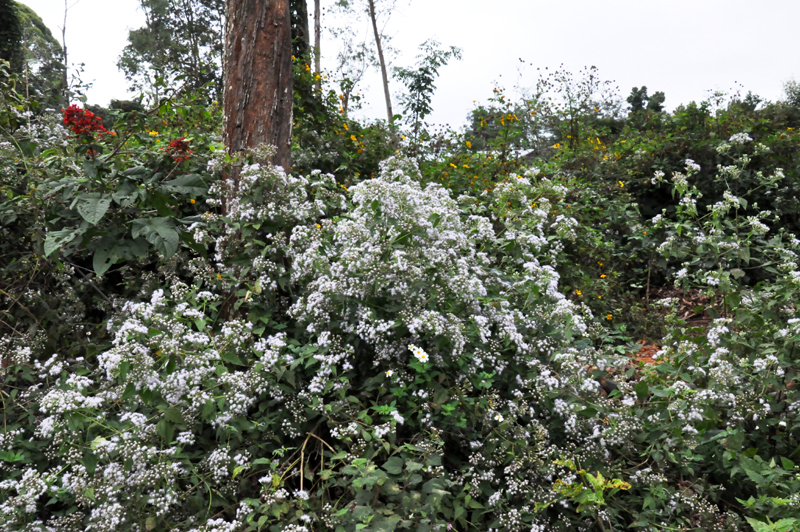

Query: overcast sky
[[18, 0, 800, 129]]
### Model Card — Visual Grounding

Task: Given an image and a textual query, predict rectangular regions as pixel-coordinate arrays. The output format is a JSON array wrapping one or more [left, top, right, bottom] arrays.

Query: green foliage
[[393, 39, 461, 147], [0, 0, 23, 73], [15, 1, 64, 107], [7, 48, 800, 531], [118, 0, 225, 101]]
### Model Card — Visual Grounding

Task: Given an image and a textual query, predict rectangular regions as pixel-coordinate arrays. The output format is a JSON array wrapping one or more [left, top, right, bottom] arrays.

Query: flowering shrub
[[5, 63, 800, 532], [62, 104, 108, 137], [165, 136, 193, 162]]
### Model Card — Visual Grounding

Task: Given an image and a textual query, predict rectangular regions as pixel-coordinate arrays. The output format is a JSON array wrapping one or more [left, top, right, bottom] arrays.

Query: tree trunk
[[367, 0, 392, 123], [224, 0, 293, 171], [314, 0, 321, 91]]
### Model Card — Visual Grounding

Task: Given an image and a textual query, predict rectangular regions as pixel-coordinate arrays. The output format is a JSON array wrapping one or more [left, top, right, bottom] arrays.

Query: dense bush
[[5, 62, 800, 532]]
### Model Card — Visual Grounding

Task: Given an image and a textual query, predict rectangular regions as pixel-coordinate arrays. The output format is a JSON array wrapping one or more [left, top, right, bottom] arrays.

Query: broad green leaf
[[161, 174, 208, 196], [382, 456, 404, 475], [112, 181, 138, 206], [92, 240, 114, 276], [44, 227, 84, 257], [76, 193, 112, 225], [131, 217, 180, 257]]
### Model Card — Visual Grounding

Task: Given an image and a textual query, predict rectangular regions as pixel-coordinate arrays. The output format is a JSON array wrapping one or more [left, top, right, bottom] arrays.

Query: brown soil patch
[[631, 341, 661, 365]]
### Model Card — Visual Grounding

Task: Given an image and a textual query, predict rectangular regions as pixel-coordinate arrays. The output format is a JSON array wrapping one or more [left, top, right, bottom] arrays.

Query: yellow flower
[[350, 135, 357, 141], [217, 274, 222, 280], [606, 314, 612, 320], [576, 290, 582, 296], [190, 199, 196, 204], [598, 262, 603, 266], [618, 180, 625, 187], [343, 123, 349, 130], [466, 141, 472, 148], [600, 274, 606, 278], [463, 164, 469, 168], [553, 143, 561, 149], [148, 130, 159, 136], [450, 163, 457, 169], [315, 223, 321, 229]]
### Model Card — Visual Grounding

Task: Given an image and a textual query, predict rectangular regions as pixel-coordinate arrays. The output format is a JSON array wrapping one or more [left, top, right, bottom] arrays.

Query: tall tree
[[367, 0, 392, 122], [224, 0, 293, 170], [15, 2, 63, 105], [334, 0, 398, 122], [119, 0, 226, 101], [0, 0, 23, 73], [394, 39, 461, 144]]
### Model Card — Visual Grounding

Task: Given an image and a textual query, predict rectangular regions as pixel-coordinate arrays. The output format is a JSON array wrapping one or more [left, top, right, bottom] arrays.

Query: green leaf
[[83, 450, 97, 476], [634, 381, 649, 400], [382, 456, 404, 475], [131, 217, 180, 257], [156, 419, 175, 443], [76, 193, 112, 225], [745, 517, 775, 532], [44, 227, 83, 257], [161, 174, 208, 196], [83, 160, 99, 179], [121, 165, 150, 177], [405, 461, 423, 472], [112, 181, 138, 207], [93, 240, 114, 276]]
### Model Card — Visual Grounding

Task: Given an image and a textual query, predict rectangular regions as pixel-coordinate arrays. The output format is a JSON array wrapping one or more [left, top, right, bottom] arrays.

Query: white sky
[[18, 0, 800, 129]]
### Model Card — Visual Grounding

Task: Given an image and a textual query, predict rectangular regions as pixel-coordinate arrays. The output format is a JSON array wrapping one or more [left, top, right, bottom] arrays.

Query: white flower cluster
[[729, 132, 753, 144]]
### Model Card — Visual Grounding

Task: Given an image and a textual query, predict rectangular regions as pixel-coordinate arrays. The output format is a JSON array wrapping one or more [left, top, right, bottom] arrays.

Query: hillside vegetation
[[3, 56, 800, 532]]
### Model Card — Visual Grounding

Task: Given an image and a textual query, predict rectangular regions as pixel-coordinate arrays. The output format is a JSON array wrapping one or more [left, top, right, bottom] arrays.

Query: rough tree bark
[[367, 0, 392, 123], [224, 0, 293, 171]]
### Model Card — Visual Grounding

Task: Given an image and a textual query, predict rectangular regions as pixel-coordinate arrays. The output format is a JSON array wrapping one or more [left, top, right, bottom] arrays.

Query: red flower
[[62, 105, 107, 137], [165, 137, 193, 162]]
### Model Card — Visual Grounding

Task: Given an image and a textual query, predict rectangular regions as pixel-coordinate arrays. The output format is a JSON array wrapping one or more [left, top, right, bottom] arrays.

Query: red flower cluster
[[62, 105, 107, 136], [165, 137, 193, 162]]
